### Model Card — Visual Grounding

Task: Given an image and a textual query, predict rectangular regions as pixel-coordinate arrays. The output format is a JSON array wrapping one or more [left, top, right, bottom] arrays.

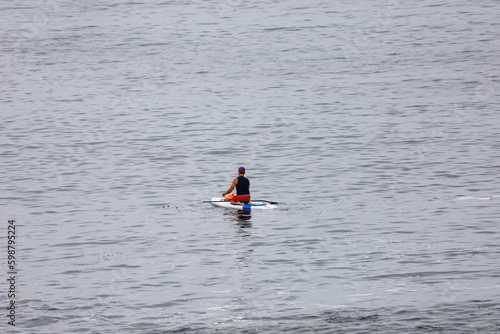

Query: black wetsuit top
[[236, 176, 250, 195]]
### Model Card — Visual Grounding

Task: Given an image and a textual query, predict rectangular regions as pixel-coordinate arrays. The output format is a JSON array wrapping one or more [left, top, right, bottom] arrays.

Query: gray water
[[2, 0, 500, 333]]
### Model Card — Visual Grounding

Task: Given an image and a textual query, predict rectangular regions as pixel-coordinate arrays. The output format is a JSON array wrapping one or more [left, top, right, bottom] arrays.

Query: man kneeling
[[222, 167, 251, 205]]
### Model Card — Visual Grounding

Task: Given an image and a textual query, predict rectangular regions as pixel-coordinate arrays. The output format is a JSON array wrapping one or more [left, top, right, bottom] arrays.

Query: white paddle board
[[209, 197, 277, 210]]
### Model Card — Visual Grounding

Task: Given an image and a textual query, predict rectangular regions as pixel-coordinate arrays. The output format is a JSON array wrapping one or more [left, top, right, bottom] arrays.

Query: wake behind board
[[210, 197, 277, 210]]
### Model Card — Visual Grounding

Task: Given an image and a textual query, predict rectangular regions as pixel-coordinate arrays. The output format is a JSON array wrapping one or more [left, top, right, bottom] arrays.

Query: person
[[222, 167, 251, 205]]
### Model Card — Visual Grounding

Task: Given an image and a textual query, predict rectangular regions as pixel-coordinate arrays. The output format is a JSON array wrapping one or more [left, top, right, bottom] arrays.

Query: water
[[1, 0, 500, 332]]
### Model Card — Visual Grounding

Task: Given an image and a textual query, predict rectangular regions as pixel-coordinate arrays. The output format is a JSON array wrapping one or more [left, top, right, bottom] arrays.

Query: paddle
[[252, 199, 279, 204]]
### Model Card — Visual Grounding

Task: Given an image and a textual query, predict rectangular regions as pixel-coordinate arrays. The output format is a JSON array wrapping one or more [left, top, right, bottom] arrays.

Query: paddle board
[[209, 197, 277, 210]]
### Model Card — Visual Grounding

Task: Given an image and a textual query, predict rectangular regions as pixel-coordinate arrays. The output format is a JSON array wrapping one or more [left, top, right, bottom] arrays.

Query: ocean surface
[[1, 0, 500, 333]]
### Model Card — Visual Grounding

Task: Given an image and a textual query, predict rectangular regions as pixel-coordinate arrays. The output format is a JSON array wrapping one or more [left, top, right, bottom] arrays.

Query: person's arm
[[222, 178, 238, 196]]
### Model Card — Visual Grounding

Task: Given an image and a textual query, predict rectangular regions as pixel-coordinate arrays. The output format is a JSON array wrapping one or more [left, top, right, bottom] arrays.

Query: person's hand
[[222, 192, 226, 197]]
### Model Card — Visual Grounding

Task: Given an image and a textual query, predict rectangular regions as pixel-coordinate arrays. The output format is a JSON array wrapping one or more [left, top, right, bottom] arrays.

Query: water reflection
[[223, 209, 252, 228], [224, 210, 254, 272]]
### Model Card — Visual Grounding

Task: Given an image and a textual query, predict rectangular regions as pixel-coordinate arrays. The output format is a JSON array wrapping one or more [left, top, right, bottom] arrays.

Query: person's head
[[238, 166, 245, 175]]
